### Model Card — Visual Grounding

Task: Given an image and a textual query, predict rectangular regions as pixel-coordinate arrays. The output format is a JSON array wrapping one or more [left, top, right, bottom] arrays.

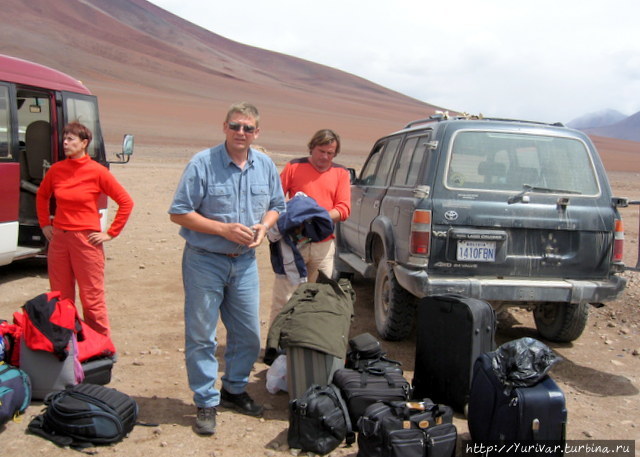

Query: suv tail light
[[410, 209, 431, 256], [613, 218, 624, 263]]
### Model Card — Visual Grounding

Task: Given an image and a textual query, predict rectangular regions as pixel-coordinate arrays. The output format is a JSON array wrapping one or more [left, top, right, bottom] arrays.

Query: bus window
[[64, 94, 102, 159], [16, 89, 51, 145], [0, 85, 9, 160], [16, 89, 52, 185]]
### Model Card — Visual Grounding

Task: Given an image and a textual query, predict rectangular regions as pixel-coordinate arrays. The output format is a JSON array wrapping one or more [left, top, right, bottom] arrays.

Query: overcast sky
[[148, 0, 639, 124]]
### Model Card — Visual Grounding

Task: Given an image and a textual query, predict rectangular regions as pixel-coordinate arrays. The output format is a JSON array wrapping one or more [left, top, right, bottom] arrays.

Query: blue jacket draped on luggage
[[267, 192, 334, 284]]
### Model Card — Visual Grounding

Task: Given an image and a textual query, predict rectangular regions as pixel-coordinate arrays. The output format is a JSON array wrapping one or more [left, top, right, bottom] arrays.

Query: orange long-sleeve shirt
[[280, 157, 351, 221], [36, 155, 133, 238]]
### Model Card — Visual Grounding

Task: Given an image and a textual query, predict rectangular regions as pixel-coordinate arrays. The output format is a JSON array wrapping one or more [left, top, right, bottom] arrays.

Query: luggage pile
[[1, 292, 141, 450], [3, 291, 117, 400], [277, 290, 567, 457], [285, 330, 458, 457]]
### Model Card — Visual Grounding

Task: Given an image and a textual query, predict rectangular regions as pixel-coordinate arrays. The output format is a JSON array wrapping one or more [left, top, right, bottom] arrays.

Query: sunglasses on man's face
[[228, 122, 257, 134]]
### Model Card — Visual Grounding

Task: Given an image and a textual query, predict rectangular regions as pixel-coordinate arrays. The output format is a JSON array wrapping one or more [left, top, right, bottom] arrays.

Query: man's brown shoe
[[194, 406, 216, 435]]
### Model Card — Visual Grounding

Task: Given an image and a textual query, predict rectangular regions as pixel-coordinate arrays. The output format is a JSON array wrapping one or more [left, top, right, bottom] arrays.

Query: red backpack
[[15, 291, 82, 360], [13, 292, 117, 362]]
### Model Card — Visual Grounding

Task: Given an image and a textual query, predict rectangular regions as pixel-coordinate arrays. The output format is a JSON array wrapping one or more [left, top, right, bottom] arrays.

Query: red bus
[[0, 54, 132, 267]]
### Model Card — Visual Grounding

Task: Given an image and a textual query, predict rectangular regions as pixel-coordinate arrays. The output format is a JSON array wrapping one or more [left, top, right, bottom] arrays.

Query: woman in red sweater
[[36, 122, 134, 336]]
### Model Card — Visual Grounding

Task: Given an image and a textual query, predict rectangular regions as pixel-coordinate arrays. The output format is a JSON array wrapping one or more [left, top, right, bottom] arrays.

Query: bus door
[[61, 92, 104, 163], [61, 91, 109, 230], [15, 87, 54, 249], [0, 82, 20, 266]]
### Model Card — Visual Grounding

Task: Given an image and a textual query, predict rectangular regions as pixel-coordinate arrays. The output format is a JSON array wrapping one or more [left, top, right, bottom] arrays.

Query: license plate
[[457, 240, 496, 262]]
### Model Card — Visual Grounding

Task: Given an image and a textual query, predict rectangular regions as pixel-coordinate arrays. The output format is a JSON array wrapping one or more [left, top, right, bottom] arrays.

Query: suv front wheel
[[374, 255, 416, 341], [533, 301, 589, 342]]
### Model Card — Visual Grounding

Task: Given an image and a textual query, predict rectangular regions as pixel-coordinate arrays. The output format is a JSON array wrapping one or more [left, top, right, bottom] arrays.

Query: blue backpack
[[0, 362, 32, 426]]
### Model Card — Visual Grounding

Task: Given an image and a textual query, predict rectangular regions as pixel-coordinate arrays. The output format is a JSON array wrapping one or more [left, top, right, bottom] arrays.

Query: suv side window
[[372, 137, 401, 186], [359, 144, 382, 186], [359, 137, 402, 186], [392, 134, 430, 187]]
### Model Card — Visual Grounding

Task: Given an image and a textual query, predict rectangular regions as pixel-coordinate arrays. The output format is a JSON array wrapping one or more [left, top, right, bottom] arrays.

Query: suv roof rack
[[476, 117, 565, 128], [403, 112, 565, 129], [403, 111, 458, 128]]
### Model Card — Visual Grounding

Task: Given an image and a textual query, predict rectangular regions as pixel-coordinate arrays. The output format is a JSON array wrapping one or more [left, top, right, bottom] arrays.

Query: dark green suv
[[336, 115, 628, 342]]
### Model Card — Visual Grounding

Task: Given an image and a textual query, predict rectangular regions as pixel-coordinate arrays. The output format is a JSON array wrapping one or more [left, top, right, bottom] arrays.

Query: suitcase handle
[[359, 368, 396, 387], [389, 401, 445, 421]]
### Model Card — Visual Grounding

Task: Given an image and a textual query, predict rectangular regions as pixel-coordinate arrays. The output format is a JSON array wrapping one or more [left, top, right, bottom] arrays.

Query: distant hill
[[567, 109, 640, 143], [567, 109, 628, 129], [584, 112, 640, 143]]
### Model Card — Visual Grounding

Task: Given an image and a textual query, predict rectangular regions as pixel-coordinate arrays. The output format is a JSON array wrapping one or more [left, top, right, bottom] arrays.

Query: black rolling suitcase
[[412, 294, 496, 412], [468, 352, 566, 452]]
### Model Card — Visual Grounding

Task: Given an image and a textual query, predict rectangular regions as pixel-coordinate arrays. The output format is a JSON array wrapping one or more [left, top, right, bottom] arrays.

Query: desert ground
[[0, 143, 639, 457]]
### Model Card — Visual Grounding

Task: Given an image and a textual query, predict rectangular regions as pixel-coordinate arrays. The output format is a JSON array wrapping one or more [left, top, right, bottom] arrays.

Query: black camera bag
[[346, 332, 403, 374], [357, 399, 457, 457], [288, 383, 355, 454]]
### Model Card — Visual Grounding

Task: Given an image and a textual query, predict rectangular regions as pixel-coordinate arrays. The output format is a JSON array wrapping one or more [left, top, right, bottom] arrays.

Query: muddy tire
[[533, 302, 589, 342], [374, 255, 416, 341]]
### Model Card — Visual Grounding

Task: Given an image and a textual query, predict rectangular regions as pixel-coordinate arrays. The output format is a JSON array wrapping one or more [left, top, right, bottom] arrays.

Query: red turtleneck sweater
[[36, 155, 133, 237]]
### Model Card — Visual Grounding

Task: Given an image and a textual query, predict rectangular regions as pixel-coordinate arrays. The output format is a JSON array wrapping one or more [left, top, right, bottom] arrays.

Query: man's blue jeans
[[182, 244, 261, 408]]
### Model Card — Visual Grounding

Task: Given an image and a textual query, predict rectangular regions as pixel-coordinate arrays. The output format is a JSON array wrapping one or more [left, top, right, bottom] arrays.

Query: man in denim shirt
[[169, 102, 285, 436]]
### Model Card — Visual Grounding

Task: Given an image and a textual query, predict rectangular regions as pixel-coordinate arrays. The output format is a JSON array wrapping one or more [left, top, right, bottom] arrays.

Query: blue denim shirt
[[169, 143, 285, 254]]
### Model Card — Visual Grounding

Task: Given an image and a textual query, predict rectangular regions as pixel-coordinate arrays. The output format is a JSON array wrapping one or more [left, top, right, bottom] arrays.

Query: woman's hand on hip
[[88, 231, 113, 245]]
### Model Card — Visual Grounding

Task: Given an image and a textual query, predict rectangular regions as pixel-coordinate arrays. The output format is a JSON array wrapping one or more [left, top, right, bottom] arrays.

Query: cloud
[[149, 0, 640, 123]]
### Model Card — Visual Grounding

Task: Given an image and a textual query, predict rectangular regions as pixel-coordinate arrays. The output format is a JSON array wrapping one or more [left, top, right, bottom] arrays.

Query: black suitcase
[[468, 352, 567, 451], [412, 294, 496, 412], [332, 367, 411, 430]]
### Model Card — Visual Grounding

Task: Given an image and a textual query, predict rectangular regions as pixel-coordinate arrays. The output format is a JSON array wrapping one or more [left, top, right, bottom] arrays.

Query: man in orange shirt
[[269, 129, 351, 322]]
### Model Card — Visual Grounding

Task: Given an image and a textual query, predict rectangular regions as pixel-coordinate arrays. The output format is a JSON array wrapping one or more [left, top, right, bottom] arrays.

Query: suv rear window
[[445, 130, 600, 195]]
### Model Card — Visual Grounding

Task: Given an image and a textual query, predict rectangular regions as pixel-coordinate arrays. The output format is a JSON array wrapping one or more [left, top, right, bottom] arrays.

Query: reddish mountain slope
[[1, 0, 441, 157], [2, 0, 638, 170]]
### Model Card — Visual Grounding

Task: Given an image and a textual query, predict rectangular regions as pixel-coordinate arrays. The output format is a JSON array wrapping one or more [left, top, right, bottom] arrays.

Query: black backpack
[[288, 383, 355, 455], [27, 383, 139, 449]]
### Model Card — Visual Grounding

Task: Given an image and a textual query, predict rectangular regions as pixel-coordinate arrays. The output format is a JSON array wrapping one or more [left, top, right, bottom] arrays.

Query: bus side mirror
[[348, 167, 356, 184], [111, 134, 134, 164]]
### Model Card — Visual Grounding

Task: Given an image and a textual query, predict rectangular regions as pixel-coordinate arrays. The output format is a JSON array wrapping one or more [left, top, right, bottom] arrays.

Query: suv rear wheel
[[533, 302, 589, 342], [374, 255, 416, 341]]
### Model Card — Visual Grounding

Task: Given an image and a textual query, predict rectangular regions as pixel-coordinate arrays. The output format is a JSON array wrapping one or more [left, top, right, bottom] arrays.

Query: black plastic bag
[[490, 337, 560, 393]]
